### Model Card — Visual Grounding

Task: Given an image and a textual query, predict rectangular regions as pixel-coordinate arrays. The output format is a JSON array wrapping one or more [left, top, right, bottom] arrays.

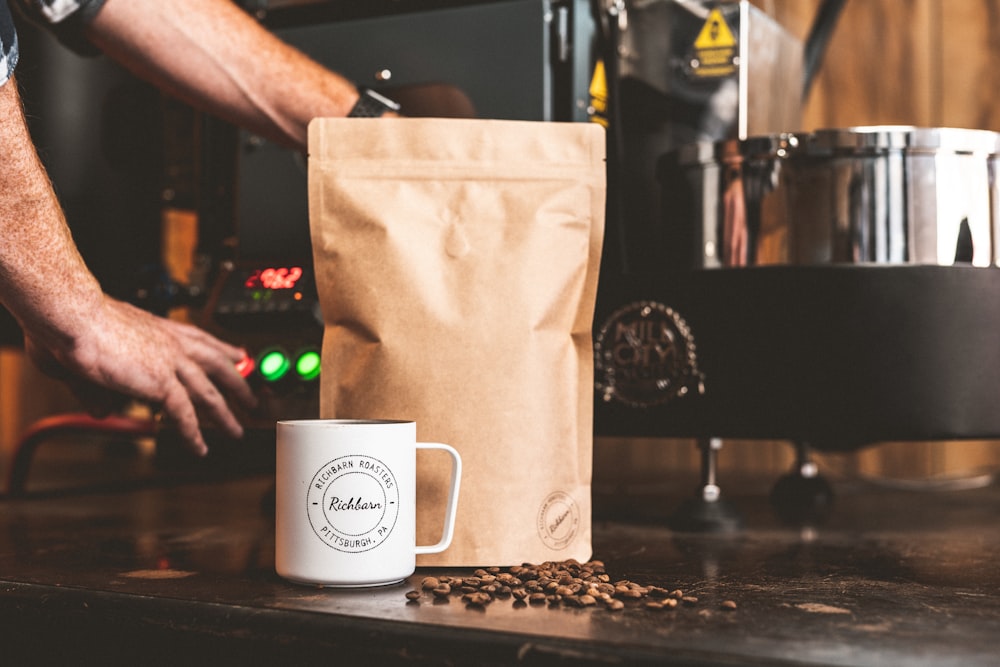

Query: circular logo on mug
[[537, 491, 579, 550], [306, 455, 400, 553]]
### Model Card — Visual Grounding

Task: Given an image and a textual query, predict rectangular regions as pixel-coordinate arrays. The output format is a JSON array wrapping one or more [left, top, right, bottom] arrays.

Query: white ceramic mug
[[275, 419, 461, 587]]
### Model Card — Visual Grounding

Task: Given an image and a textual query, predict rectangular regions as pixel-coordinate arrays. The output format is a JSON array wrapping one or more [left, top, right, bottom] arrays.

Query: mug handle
[[414, 443, 462, 555]]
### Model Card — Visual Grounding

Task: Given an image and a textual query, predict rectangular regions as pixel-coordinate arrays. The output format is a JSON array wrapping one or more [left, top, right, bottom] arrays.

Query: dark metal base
[[595, 265, 1000, 450], [770, 471, 835, 527], [669, 496, 744, 533]]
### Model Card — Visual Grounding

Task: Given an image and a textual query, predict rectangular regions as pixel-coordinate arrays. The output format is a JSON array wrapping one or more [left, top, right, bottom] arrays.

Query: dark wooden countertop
[[1, 468, 998, 666]]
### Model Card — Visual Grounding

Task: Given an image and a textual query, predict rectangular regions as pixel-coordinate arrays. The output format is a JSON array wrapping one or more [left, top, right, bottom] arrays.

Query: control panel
[[200, 260, 323, 427]]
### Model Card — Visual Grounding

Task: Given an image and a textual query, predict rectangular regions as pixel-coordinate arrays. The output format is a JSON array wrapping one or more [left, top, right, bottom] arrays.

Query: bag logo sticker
[[537, 491, 580, 550], [595, 301, 705, 408], [307, 455, 400, 553]]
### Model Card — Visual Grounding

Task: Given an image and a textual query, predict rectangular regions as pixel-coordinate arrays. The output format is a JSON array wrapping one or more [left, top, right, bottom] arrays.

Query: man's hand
[[24, 296, 257, 457]]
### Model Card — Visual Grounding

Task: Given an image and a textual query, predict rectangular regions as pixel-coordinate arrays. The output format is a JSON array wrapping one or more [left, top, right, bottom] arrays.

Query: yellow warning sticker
[[690, 8, 737, 79], [588, 59, 609, 127], [694, 8, 737, 49]]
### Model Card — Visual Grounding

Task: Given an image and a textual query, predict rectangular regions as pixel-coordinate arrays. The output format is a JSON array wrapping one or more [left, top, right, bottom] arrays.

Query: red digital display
[[245, 266, 304, 290]]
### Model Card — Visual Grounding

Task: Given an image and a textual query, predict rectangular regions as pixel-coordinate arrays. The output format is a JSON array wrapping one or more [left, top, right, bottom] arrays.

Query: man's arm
[[0, 76, 105, 358], [84, 0, 364, 151], [0, 76, 256, 455]]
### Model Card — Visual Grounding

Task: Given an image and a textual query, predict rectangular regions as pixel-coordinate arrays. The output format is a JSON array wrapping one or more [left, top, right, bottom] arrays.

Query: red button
[[235, 352, 255, 378]]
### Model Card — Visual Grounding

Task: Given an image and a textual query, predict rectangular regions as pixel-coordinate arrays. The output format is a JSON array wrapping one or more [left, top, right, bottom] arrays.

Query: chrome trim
[[661, 126, 1000, 268]]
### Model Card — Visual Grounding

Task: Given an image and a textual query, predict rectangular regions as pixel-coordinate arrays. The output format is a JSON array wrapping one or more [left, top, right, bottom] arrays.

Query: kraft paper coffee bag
[[308, 118, 605, 566]]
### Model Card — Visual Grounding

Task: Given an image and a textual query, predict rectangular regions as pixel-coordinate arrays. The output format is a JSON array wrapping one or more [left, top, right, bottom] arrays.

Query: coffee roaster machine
[[195, 0, 1000, 529], [588, 0, 1000, 529]]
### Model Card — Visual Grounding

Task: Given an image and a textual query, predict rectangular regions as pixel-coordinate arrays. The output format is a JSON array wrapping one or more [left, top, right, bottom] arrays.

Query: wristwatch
[[348, 87, 402, 117]]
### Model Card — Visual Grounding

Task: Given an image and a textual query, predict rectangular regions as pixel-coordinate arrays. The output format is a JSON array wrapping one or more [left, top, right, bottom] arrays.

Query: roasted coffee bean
[[403, 558, 736, 617], [464, 592, 492, 607]]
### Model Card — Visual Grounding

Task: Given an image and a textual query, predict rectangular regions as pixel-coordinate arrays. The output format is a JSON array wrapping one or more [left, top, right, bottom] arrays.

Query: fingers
[[161, 319, 258, 411], [201, 349, 258, 411], [161, 378, 208, 457], [148, 323, 250, 453], [175, 356, 245, 442]]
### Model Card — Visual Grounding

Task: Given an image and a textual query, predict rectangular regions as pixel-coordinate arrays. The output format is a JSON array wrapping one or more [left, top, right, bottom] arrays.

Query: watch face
[[349, 88, 401, 117]]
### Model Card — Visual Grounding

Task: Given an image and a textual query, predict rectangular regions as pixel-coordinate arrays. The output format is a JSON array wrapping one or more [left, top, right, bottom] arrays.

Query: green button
[[258, 350, 290, 382], [295, 351, 321, 381]]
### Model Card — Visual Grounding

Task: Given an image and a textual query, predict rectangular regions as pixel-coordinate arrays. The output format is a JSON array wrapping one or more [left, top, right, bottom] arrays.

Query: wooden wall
[[771, 0, 1000, 133]]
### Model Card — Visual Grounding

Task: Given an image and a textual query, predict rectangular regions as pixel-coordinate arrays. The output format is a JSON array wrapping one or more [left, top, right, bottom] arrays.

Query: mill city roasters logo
[[307, 455, 399, 553], [595, 301, 705, 407]]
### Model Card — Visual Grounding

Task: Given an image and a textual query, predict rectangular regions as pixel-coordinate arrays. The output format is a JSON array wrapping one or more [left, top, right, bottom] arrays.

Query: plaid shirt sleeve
[[1, 2, 18, 86], [12, 0, 107, 24], [3, 0, 108, 69]]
